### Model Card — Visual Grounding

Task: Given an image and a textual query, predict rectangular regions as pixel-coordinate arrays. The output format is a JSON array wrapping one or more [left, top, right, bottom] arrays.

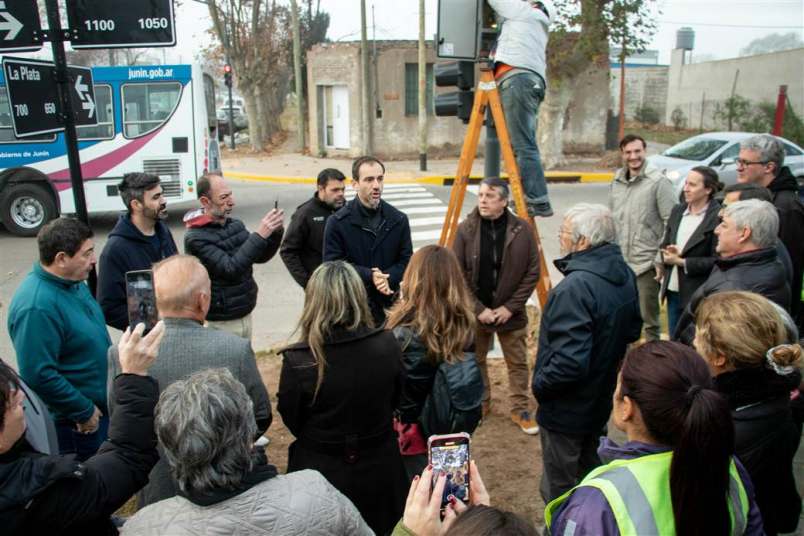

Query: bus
[[0, 64, 221, 236]]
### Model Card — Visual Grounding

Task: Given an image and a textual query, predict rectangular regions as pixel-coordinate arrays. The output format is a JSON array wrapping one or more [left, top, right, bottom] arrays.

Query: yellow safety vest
[[544, 451, 750, 535]]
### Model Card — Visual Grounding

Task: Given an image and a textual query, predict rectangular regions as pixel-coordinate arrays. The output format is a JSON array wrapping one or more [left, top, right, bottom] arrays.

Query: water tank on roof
[[676, 27, 695, 50]]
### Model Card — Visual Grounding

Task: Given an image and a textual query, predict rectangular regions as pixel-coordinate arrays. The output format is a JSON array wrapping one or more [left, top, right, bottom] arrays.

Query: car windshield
[[663, 137, 728, 161]]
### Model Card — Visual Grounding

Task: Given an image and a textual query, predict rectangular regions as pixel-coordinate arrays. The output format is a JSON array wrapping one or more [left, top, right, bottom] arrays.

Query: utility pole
[[225, 12, 235, 150], [360, 0, 373, 155], [418, 0, 427, 171], [290, 0, 305, 151], [617, 42, 626, 142]]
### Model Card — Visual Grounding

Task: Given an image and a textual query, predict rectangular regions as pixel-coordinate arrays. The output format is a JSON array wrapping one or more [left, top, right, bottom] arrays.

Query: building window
[[405, 63, 434, 117]]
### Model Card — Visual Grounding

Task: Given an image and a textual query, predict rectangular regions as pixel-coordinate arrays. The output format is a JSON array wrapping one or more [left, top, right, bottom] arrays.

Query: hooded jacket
[[532, 243, 642, 435], [548, 438, 765, 536], [97, 214, 178, 330], [184, 212, 282, 322], [673, 247, 791, 345], [768, 166, 804, 320]]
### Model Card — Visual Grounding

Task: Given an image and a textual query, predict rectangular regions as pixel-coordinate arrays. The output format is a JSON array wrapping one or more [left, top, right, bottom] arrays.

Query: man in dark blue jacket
[[532, 203, 642, 503], [323, 156, 412, 324], [98, 173, 177, 330]]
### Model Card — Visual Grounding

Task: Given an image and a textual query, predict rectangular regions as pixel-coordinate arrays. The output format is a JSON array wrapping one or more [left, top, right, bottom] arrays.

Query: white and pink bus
[[0, 63, 221, 235]]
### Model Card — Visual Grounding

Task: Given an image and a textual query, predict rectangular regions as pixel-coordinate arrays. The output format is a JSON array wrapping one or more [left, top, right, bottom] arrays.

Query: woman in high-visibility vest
[[694, 291, 802, 536], [545, 341, 765, 536]]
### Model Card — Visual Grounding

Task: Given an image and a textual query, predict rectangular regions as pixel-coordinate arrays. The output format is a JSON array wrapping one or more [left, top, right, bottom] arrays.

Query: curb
[[225, 170, 614, 185]]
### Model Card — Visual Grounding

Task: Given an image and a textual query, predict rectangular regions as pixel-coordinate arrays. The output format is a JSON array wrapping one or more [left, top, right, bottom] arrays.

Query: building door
[[323, 85, 350, 149]]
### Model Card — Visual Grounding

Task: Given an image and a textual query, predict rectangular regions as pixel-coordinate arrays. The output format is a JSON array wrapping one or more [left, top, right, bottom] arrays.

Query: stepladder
[[438, 66, 552, 309]]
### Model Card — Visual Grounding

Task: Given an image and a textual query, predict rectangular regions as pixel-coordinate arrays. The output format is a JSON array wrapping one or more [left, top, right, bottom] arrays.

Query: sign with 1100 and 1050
[[67, 0, 176, 49]]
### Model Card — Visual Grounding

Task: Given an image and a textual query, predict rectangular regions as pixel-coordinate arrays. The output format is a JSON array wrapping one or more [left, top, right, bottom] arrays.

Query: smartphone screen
[[125, 270, 158, 334], [428, 434, 470, 508]]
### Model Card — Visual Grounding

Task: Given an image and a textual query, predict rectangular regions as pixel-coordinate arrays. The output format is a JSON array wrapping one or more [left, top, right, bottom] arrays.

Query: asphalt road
[[0, 179, 611, 368]]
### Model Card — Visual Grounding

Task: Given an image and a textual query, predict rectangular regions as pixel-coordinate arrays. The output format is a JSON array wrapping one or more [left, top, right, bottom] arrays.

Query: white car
[[649, 132, 804, 196]]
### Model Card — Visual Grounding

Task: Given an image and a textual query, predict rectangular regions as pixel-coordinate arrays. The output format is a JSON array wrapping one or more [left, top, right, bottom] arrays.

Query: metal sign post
[[0, 0, 42, 53], [67, 0, 176, 49]]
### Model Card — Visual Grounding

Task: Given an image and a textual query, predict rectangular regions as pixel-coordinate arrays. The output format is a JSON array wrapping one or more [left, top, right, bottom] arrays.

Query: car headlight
[[667, 170, 681, 182]]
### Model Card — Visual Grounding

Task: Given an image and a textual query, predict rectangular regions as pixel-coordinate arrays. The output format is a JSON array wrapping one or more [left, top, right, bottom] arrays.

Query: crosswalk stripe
[[404, 206, 448, 214], [380, 192, 435, 200], [389, 199, 443, 207], [408, 217, 448, 227], [412, 229, 443, 241]]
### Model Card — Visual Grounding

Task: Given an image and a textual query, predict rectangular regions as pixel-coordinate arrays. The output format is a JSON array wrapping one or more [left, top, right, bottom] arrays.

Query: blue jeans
[[499, 72, 548, 204], [56, 415, 109, 462], [666, 290, 681, 338]]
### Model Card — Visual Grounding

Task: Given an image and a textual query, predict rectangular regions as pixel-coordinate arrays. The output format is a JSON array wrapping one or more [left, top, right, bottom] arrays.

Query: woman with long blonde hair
[[387, 245, 483, 480], [694, 290, 802, 536], [278, 260, 407, 535]]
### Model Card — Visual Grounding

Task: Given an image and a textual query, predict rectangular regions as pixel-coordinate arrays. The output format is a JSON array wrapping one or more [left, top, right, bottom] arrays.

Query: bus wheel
[[0, 183, 58, 237]]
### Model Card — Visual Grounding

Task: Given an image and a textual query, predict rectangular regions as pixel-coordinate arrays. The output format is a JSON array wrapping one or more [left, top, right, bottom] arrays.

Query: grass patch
[[625, 121, 709, 147]]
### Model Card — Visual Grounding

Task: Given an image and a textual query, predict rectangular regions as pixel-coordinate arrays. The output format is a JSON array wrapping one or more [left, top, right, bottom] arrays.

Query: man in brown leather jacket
[[452, 177, 541, 434]]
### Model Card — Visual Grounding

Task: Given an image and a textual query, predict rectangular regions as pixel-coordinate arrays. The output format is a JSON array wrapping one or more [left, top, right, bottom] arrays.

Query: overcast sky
[[171, 0, 803, 66]]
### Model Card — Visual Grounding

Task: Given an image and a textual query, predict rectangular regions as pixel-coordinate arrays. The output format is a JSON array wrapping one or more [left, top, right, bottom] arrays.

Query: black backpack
[[420, 353, 484, 437]]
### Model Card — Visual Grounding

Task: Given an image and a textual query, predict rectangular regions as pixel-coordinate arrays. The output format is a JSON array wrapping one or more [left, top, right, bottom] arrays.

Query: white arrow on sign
[[0, 8, 24, 41], [74, 74, 95, 119]]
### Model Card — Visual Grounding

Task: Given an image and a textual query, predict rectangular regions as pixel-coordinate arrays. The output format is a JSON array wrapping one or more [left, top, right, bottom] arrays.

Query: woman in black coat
[[659, 165, 722, 335], [0, 323, 164, 536], [278, 261, 407, 536], [694, 291, 802, 536]]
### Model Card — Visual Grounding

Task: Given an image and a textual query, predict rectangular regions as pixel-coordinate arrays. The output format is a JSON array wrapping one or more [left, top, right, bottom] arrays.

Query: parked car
[[217, 105, 249, 140], [649, 132, 804, 196]]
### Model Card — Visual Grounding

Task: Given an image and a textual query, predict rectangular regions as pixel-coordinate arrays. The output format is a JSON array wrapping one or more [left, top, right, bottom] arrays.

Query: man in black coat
[[323, 156, 413, 324], [674, 199, 791, 344], [736, 134, 804, 328], [0, 322, 165, 535], [184, 174, 284, 340], [280, 168, 346, 288], [98, 173, 177, 330], [532, 204, 642, 503]]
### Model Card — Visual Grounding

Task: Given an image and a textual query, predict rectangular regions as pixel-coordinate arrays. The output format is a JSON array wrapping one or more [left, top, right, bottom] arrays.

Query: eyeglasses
[[735, 158, 768, 168]]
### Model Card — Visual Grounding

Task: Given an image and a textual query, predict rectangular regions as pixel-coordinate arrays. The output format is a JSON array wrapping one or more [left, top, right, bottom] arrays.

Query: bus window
[[0, 88, 56, 143], [77, 85, 114, 140], [122, 82, 181, 138], [203, 74, 216, 128]]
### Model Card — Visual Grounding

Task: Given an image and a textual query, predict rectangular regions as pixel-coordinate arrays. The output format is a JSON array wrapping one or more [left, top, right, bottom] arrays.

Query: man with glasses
[[736, 134, 804, 328]]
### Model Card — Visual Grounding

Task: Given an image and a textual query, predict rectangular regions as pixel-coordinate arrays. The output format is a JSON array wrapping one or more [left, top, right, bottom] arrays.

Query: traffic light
[[223, 64, 233, 88], [434, 61, 475, 123]]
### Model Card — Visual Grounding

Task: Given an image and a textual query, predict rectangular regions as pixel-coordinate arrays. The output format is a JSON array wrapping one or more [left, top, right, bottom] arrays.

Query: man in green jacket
[[8, 217, 111, 461]]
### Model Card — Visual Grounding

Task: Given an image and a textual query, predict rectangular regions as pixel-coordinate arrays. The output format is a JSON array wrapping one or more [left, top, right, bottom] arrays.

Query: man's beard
[[144, 205, 168, 220]]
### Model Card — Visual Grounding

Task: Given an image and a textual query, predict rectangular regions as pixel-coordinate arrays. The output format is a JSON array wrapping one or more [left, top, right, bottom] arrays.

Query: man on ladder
[[489, 0, 555, 218]]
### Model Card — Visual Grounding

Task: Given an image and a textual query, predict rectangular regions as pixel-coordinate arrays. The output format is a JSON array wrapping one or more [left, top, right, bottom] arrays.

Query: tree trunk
[[538, 80, 573, 168], [242, 90, 263, 151]]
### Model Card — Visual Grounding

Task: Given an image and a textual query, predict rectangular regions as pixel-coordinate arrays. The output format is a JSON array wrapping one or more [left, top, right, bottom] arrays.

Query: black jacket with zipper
[[280, 194, 339, 288], [768, 166, 804, 322]]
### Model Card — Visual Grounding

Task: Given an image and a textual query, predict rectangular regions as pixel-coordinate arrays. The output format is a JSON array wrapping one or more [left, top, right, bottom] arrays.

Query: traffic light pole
[[484, 108, 500, 179], [44, 0, 97, 295]]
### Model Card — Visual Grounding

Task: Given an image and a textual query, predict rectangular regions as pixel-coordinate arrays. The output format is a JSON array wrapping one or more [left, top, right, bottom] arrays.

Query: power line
[[659, 20, 804, 29]]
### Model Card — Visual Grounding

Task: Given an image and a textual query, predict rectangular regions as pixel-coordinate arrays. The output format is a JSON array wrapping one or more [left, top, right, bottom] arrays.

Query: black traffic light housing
[[223, 64, 233, 88], [434, 61, 475, 123]]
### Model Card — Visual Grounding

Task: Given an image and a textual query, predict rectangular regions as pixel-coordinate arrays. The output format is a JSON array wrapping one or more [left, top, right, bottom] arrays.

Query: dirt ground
[[257, 307, 547, 528]]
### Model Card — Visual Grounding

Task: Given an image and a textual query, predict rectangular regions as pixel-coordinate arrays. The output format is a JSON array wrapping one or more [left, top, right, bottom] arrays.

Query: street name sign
[[67, 0, 176, 49], [0, 0, 42, 53], [2, 57, 97, 137]]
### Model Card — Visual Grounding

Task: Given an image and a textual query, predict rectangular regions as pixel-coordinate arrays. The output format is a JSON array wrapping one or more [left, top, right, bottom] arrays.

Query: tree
[[539, 0, 658, 167], [740, 32, 804, 57], [206, 0, 328, 152]]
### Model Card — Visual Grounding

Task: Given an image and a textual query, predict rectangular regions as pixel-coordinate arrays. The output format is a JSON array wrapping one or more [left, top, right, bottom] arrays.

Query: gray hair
[[722, 199, 779, 249], [564, 203, 617, 247], [740, 134, 785, 172], [480, 177, 510, 202], [155, 368, 257, 495]]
